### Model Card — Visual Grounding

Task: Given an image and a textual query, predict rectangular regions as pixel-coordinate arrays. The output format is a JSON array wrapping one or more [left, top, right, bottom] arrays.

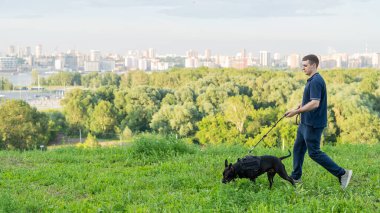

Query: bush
[[77, 133, 101, 148], [0, 100, 49, 150], [129, 134, 196, 158], [122, 126, 133, 140]]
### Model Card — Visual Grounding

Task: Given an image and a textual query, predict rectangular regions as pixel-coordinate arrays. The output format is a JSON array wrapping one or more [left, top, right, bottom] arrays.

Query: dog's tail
[[279, 149, 291, 160]]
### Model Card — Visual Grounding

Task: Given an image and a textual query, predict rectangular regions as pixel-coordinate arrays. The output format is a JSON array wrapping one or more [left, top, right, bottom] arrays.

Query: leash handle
[[248, 114, 286, 153]]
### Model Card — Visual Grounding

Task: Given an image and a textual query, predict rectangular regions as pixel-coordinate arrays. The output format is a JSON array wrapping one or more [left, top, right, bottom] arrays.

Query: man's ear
[[225, 159, 228, 168]]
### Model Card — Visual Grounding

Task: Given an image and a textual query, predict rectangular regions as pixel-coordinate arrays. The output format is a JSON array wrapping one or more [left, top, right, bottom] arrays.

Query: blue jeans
[[291, 123, 345, 180]]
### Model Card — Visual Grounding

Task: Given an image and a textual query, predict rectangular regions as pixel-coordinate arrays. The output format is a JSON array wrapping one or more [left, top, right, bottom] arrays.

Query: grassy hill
[[0, 135, 379, 212]]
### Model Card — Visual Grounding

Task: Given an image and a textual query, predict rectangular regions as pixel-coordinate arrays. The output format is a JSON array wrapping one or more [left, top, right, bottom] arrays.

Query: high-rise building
[[259, 51, 271, 67], [241, 49, 247, 59], [90, 50, 101, 61], [287, 54, 300, 69], [24, 46, 32, 57], [35, 44, 42, 58], [8, 45, 16, 57], [125, 56, 139, 70], [64, 55, 78, 71], [55, 58, 64, 70], [148, 48, 156, 59], [185, 58, 199, 68], [17, 47, 23, 58], [204, 49, 211, 60], [138, 58, 149, 71], [371, 53, 380, 68]]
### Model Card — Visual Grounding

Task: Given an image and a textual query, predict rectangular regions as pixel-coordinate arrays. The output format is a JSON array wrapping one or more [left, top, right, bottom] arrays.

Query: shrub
[[129, 134, 196, 158], [122, 126, 133, 140], [77, 133, 101, 148]]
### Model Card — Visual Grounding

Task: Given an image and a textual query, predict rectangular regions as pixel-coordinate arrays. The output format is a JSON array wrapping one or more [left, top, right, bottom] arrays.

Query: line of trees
[[0, 77, 13, 90], [1, 67, 379, 150]]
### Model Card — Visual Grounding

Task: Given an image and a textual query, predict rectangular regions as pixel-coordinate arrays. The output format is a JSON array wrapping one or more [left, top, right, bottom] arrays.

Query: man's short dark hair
[[302, 54, 319, 68]]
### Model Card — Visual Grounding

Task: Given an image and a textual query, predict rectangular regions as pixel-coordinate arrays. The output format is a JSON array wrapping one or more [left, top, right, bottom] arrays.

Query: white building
[[24, 46, 32, 57], [35, 45, 42, 58], [220, 56, 231, 68], [287, 54, 300, 69], [372, 53, 380, 68], [259, 51, 271, 67], [185, 57, 199, 68], [204, 49, 211, 60], [8, 45, 16, 57], [148, 48, 156, 59], [125, 57, 139, 70], [90, 50, 101, 62], [138, 59, 149, 71], [84, 61, 100, 72], [150, 59, 169, 71], [55, 59, 64, 70]]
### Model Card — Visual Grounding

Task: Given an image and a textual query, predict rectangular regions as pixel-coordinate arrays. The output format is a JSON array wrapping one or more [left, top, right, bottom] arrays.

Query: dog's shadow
[[224, 179, 267, 193], [222, 177, 296, 193]]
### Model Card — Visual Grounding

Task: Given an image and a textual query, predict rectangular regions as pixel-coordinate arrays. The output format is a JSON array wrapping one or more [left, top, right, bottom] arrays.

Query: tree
[[150, 102, 200, 137], [150, 105, 173, 135], [61, 89, 95, 134], [89, 100, 117, 137], [46, 110, 68, 142], [196, 114, 244, 145], [0, 100, 49, 150], [121, 86, 163, 132], [222, 95, 254, 134], [0, 77, 13, 90], [31, 69, 39, 85], [196, 85, 229, 116]]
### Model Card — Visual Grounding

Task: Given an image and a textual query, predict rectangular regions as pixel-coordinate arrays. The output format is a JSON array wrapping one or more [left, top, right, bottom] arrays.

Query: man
[[285, 54, 352, 189]]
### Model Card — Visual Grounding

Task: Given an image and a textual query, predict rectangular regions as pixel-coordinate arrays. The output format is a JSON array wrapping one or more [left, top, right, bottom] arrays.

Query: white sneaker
[[340, 169, 352, 189]]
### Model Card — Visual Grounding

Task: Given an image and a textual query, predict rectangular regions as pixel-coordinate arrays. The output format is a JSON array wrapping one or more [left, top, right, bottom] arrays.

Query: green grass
[[0, 135, 379, 212]]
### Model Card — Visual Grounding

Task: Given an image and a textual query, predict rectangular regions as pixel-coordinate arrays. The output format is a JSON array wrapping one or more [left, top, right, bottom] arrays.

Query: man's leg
[[304, 126, 345, 177], [291, 124, 308, 180]]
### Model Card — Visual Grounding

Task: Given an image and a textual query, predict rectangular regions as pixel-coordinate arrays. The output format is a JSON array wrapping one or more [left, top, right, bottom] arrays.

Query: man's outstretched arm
[[285, 100, 320, 117]]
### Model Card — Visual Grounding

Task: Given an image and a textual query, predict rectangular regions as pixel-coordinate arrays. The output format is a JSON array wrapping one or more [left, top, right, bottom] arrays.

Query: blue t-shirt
[[300, 73, 327, 128]]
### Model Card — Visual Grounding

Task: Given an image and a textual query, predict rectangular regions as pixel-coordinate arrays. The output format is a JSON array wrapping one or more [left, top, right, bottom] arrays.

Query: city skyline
[[0, 0, 379, 55]]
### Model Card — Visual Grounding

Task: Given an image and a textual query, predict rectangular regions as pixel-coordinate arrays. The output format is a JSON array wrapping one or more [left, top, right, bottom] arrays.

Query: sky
[[0, 0, 379, 56]]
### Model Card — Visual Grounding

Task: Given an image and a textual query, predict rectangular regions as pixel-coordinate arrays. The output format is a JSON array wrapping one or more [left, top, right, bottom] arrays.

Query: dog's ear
[[237, 158, 241, 162], [225, 159, 228, 168], [228, 163, 232, 169]]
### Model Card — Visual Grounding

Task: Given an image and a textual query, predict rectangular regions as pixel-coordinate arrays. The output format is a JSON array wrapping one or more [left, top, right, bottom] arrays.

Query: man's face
[[302, 60, 316, 76]]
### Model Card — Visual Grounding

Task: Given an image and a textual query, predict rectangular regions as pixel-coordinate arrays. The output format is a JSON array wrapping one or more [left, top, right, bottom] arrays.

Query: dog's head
[[222, 159, 237, 184]]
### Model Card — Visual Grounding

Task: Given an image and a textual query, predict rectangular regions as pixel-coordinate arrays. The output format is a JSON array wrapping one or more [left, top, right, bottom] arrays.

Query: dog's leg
[[277, 164, 295, 186], [267, 172, 275, 189]]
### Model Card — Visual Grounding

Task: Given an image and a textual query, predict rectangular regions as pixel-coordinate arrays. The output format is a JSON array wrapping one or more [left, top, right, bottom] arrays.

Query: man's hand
[[285, 105, 301, 118], [285, 109, 299, 117], [285, 100, 320, 118]]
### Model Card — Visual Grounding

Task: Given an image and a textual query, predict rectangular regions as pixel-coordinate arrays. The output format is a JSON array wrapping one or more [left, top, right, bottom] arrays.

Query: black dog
[[222, 150, 295, 188]]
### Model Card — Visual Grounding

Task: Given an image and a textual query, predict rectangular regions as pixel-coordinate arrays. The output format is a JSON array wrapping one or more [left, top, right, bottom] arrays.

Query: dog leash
[[248, 113, 287, 153]]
